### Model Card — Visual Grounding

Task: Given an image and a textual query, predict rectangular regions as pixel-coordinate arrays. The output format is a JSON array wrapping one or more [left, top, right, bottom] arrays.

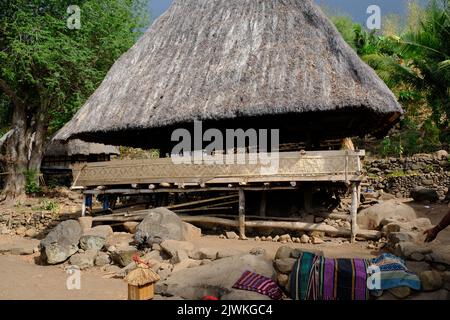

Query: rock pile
[[365, 151, 449, 199]]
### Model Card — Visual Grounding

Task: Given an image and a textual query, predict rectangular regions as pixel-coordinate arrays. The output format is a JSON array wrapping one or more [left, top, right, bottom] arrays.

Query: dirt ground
[[0, 200, 449, 300]]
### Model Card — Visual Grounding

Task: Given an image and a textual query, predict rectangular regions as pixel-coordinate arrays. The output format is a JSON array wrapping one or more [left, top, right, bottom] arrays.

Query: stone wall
[[364, 151, 450, 199]]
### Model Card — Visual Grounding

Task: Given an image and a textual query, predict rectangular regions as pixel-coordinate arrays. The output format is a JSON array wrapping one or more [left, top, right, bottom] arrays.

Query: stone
[[225, 231, 238, 239], [103, 264, 121, 274], [160, 240, 194, 257], [157, 267, 172, 281], [311, 236, 324, 244], [290, 248, 324, 259], [69, 250, 98, 269], [25, 227, 38, 238], [388, 287, 412, 299], [79, 235, 106, 251], [95, 252, 111, 266], [142, 250, 163, 262], [134, 208, 189, 246], [410, 252, 425, 262], [379, 192, 396, 200], [83, 225, 113, 239], [429, 246, 450, 266], [442, 271, 450, 291], [357, 200, 417, 230], [105, 232, 134, 250], [411, 187, 439, 203], [189, 248, 218, 260], [123, 222, 139, 234], [310, 231, 325, 238], [161, 254, 274, 300], [15, 226, 27, 236], [420, 271, 443, 291], [433, 150, 448, 160], [217, 248, 241, 259], [388, 232, 417, 245], [300, 234, 310, 244], [255, 236, 261, 241], [172, 258, 199, 273], [109, 245, 139, 267], [201, 259, 212, 265], [277, 273, 289, 287], [40, 220, 82, 264], [395, 242, 432, 259], [249, 247, 265, 256], [171, 249, 189, 264], [274, 258, 296, 274], [181, 222, 201, 241], [0, 238, 40, 255], [77, 216, 93, 231], [275, 246, 294, 260], [272, 235, 280, 242]]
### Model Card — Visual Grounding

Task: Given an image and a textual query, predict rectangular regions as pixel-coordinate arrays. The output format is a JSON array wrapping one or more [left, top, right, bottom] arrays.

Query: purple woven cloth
[[232, 270, 283, 300]]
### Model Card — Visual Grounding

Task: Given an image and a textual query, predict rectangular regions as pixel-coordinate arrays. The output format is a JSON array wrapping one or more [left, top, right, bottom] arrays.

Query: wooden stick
[[239, 189, 246, 239], [90, 214, 379, 240], [165, 194, 238, 210], [350, 183, 359, 243], [260, 191, 267, 218]]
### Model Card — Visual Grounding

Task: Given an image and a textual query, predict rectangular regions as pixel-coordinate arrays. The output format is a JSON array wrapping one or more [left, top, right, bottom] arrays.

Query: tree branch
[[0, 78, 24, 108]]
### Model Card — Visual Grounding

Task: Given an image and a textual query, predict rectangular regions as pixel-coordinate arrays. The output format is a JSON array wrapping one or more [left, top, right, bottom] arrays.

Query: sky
[[148, 0, 429, 25]]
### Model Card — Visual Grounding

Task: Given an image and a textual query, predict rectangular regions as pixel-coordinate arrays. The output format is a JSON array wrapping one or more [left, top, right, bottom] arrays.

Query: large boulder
[[69, 249, 98, 270], [159, 254, 275, 300], [79, 225, 113, 251], [411, 187, 439, 203], [134, 208, 199, 246], [357, 200, 417, 230], [160, 240, 194, 257], [40, 220, 82, 264]]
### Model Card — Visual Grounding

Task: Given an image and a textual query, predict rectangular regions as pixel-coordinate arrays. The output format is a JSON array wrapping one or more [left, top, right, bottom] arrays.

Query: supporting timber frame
[[76, 150, 365, 242]]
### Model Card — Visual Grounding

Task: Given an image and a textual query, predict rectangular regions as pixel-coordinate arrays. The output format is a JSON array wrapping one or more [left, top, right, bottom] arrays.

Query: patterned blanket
[[233, 270, 283, 300], [290, 252, 370, 300], [369, 253, 421, 293], [290, 252, 421, 300]]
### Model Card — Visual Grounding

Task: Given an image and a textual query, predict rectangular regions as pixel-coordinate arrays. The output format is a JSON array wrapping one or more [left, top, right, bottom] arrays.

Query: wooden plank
[[73, 150, 365, 188]]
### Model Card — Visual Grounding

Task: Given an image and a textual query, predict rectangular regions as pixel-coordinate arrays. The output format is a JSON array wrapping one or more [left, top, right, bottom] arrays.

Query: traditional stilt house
[[54, 0, 403, 241]]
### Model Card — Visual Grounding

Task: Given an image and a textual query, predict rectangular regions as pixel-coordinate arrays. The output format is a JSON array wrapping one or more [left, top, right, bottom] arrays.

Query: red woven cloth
[[232, 270, 283, 300]]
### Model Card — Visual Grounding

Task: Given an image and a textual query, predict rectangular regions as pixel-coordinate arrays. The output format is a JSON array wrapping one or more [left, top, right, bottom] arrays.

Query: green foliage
[[40, 199, 59, 213], [0, 0, 150, 134], [330, 1, 450, 155], [23, 169, 40, 194]]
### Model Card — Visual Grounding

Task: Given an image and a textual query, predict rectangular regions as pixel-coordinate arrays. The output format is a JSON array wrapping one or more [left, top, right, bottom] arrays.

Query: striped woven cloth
[[290, 252, 370, 300], [232, 270, 283, 300]]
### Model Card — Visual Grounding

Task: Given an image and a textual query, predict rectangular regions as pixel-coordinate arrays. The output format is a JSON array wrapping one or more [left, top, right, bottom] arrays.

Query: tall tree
[[0, 0, 149, 200]]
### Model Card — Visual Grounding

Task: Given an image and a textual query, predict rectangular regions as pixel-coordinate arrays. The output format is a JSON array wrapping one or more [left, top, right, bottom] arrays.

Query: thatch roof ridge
[[45, 139, 119, 157], [54, 0, 403, 146]]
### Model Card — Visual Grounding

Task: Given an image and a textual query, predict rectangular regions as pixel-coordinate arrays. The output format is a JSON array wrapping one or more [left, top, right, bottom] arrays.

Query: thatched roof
[[54, 0, 403, 149], [44, 139, 119, 157], [125, 266, 160, 286]]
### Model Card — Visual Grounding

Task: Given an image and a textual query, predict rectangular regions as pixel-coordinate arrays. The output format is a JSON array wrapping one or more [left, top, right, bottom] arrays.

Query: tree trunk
[[0, 103, 47, 202]]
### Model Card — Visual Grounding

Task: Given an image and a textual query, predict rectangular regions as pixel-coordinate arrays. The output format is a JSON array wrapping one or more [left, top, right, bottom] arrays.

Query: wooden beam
[[165, 194, 238, 210], [259, 191, 267, 218], [350, 183, 359, 243], [239, 189, 246, 239]]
